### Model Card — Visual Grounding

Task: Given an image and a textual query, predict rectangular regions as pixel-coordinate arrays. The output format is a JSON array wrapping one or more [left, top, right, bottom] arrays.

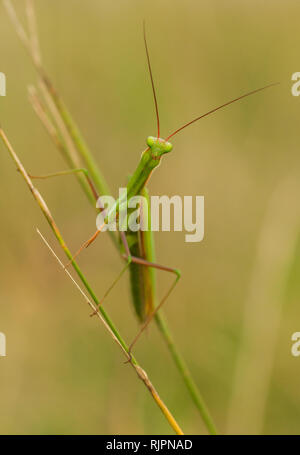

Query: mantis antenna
[[166, 82, 279, 141], [143, 22, 160, 139]]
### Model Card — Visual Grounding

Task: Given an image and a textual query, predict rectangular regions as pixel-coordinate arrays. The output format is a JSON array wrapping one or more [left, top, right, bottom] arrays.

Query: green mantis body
[[80, 137, 181, 350]]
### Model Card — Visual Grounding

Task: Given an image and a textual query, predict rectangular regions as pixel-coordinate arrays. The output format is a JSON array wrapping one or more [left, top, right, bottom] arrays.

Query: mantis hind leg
[[119, 232, 181, 359], [90, 253, 132, 317], [89, 231, 180, 358], [27, 167, 99, 200]]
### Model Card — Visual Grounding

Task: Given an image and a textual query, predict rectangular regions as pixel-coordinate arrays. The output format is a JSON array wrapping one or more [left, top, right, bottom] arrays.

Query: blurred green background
[[1, 0, 300, 435]]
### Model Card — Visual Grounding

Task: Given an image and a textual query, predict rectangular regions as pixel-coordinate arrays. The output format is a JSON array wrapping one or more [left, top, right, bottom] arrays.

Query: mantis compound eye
[[146, 136, 156, 147], [163, 141, 173, 153]]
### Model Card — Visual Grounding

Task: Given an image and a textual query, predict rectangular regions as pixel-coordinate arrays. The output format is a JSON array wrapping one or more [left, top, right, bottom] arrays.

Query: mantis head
[[146, 136, 173, 157]]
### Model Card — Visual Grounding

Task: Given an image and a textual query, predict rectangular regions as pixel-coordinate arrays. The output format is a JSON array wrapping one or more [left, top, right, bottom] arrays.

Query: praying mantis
[[60, 25, 277, 356], [29, 25, 277, 357]]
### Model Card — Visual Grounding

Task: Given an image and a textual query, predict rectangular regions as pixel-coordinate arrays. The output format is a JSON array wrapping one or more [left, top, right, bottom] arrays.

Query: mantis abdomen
[[127, 187, 157, 322]]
